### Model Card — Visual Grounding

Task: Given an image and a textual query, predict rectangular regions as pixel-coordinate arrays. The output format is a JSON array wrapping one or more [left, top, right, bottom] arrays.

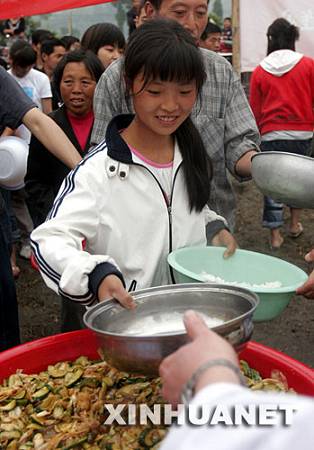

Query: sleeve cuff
[[88, 262, 125, 300], [206, 220, 229, 242]]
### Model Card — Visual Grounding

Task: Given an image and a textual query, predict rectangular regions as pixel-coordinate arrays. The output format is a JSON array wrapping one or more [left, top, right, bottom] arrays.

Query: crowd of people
[[0, 1, 314, 448]]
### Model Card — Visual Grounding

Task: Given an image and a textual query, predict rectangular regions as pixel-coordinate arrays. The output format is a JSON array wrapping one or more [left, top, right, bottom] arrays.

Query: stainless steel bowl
[[84, 283, 259, 375], [252, 152, 314, 209]]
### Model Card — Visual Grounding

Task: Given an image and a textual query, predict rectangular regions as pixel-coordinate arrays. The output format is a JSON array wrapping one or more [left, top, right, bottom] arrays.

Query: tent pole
[[232, 0, 240, 74]]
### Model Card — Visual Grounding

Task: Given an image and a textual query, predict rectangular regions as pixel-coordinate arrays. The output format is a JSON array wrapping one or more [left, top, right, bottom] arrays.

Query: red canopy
[[0, 0, 114, 20]]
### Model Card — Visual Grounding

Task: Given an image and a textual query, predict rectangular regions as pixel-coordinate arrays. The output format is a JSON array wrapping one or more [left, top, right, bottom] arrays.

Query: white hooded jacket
[[31, 115, 227, 306], [260, 49, 303, 76]]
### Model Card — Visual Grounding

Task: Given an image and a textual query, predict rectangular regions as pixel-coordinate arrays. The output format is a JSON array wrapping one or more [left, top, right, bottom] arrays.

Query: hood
[[260, 50, 303, 76]]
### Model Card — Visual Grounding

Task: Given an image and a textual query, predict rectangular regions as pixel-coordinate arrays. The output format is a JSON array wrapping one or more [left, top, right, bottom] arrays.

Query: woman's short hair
[[52, 49, 104, 99], [81, 23, 125, 55]]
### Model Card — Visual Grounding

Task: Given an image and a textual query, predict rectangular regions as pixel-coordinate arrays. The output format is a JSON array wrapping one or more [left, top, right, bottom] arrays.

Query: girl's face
[[131, 74, 197, 136], [60, 62, 96, 117], [97, 44, 124, 68]]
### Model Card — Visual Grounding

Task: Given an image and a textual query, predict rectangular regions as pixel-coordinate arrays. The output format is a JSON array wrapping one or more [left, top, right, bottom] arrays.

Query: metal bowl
[[251, 152, 314, 209], [84, 283, 259, 375]]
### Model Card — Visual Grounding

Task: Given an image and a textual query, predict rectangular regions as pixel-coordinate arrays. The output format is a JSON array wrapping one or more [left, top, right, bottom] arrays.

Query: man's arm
[[23, 108, 82, 169], [223, 67, 260, 180]]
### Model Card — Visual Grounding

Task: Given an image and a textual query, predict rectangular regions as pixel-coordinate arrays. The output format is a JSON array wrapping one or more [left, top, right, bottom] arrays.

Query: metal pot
[[251, 152, 314, 209], [84, 283, 259, 375]]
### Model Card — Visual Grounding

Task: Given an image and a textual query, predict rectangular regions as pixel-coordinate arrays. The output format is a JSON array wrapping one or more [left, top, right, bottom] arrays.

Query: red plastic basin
[[0, 330, 313, 396]]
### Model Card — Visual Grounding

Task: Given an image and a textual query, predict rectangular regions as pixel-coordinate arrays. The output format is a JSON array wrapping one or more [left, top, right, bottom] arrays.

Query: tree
[[112, 0, 132, 32], [212, 0, 223, 22]]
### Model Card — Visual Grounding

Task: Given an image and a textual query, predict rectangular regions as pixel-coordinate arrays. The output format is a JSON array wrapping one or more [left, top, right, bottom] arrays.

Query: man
[[220, 16, 233, 53], [41, 38, 66, 109], [91, 0, 260, 232], [31, 29, 54, 71], [199, 21, 222, 52], [0, 66, 81, 351]]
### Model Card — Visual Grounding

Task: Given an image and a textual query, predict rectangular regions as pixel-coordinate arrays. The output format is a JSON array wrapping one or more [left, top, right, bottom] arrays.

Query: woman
[[81, 23, 125, 69], [250, 18, 314, 249], [26, 50, 104, 331], [31, 19, 235, 311], [26, 49, 104, 227]]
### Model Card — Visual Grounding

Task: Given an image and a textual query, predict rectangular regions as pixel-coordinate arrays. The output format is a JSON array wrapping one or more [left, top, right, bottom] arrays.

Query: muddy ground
[[16, 180, 314, 368]]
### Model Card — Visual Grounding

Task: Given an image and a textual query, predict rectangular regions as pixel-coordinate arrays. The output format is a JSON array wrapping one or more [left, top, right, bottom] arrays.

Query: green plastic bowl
[[168, 246, 308, 322]]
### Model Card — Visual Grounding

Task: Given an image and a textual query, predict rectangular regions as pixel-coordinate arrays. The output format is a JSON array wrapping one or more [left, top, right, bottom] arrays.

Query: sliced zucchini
[[30, 413, 46, 427], [53, 405, 64, 420], [0, 430, 21, 441], [47, 365, 68, 378], [64, 368, 84, 387], [12, 389, 26, 400], [32, 386, 50, 401], [60, 435, 87, 449], [0, 399, 16, 411], [139, 428, 166, 448]]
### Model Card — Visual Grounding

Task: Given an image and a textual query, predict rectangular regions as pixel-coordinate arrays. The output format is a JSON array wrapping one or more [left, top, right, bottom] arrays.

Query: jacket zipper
[[133, 162, 182, 284]]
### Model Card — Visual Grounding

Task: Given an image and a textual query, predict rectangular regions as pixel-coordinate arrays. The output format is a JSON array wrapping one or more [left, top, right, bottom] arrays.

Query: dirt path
[[16, 180, 314, 367]]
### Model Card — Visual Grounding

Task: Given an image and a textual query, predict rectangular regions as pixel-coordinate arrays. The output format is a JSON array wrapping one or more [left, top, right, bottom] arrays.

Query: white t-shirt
[[8, 68, 52, 143]]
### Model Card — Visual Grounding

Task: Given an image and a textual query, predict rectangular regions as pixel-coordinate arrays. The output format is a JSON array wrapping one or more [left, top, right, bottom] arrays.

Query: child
[[31, 19, 235, 310]]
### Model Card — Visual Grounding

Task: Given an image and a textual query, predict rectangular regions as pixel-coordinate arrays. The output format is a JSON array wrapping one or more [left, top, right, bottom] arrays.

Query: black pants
[[0, 199, 20, 351]]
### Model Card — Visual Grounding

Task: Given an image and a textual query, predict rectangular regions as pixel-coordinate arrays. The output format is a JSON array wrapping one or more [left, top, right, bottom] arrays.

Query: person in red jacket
[[249, 18, 314, 249]]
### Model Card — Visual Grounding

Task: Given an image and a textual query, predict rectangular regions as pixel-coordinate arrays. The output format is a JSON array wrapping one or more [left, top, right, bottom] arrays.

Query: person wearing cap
[[0, 66, 81, 351]]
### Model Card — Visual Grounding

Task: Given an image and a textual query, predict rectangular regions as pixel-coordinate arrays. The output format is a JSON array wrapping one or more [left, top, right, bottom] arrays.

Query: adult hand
[[159, 311, 240, 406], [211, 229, 238, 258], [97, 275, 136, 309], [296, 249, 314, 299]]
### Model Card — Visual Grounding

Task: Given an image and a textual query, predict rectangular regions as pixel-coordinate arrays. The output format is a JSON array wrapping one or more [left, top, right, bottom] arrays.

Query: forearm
[[23, 108, 82, 169], [235, 150, 257, 177], [0, 127, 15, 137]]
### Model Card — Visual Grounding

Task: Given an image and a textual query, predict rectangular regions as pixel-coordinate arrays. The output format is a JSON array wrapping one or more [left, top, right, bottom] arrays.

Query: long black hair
[[267, 18, 300, 55], [124, 18, 212, 212]]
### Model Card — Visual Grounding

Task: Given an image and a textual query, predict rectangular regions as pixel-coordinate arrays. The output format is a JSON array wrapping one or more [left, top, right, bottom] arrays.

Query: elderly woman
[[25, 50, 104, 331], [26, 49, 104, 227]]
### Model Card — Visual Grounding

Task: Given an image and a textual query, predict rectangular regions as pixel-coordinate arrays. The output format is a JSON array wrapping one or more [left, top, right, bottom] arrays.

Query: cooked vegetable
[[0, 356, 291, 449]]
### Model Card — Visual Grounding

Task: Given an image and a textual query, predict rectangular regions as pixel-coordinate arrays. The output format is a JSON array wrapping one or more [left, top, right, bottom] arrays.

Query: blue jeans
[[261, 139, 313, 229]]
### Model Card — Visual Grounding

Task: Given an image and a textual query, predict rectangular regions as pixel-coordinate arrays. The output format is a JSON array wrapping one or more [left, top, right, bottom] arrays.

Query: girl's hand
[[211, 229, 238, 258], [97, 275, 136, 309], [296, 249, 314, 298]]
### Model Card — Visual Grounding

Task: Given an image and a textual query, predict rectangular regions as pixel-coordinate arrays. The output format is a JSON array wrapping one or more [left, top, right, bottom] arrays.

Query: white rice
[[123, 312, 224, 336], [200, 272, 282, 289]]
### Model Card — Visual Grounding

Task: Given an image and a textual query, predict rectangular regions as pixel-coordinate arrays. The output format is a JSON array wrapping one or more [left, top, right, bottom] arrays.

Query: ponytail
[[175, 118, 212, 212]]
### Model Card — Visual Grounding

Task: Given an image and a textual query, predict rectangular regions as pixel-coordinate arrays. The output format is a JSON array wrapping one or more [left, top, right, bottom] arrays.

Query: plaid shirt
[[91, 49, 260, 230]]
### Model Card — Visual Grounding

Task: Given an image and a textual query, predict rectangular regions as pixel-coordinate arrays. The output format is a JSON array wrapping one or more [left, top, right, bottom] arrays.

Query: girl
[[31, 19, 235, 310], [81, 23, 125, 69], [250, 18, 314, 249]]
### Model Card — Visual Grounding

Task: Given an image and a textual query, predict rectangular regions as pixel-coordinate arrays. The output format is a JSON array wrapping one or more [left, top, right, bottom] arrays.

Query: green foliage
[[212, 0, 223, 22], [208, 12, 223, 28], [112, 0, 132, 31]]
